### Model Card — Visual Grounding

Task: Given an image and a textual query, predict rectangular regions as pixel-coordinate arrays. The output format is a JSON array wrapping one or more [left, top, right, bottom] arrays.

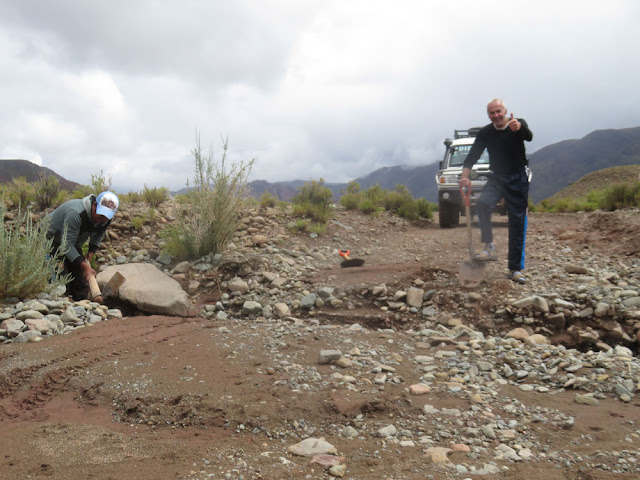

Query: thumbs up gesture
[[508, 112, 521, 131]]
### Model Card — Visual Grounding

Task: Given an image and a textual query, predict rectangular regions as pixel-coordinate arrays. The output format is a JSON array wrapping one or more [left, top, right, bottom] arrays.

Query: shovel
[[87, 271, 126, 304], [338, 249, 365, 268], [458, 185, 485, 287]]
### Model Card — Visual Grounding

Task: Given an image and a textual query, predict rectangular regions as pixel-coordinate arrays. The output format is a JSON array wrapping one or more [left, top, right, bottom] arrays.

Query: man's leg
[[504, 170, 530, 272], [64, 257, 90, 301], [476, 177, 502, 245]]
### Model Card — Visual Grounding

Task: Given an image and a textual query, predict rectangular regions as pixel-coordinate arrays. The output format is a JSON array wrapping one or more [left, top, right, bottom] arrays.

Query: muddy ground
[[1, 209, 640, 480]]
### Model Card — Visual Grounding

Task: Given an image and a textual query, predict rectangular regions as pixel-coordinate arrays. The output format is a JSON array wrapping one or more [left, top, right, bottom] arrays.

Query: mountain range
[[248, 126, 640, 204], [2, 126, 639, 203]]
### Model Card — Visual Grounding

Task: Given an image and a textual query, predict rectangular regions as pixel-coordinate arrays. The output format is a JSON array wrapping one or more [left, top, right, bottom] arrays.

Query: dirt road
[[1, 209, 639, 480]]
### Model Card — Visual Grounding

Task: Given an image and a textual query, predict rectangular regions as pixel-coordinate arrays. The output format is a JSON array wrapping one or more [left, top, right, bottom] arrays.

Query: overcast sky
[[1, 0, 638, 193]]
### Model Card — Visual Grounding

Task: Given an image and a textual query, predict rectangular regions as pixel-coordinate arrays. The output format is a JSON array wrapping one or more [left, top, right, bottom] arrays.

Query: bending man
[[46, 191, 119, 300]]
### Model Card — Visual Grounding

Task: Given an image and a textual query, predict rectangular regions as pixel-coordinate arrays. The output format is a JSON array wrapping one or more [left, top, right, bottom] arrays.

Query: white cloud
[[0, 0, 638, 192]]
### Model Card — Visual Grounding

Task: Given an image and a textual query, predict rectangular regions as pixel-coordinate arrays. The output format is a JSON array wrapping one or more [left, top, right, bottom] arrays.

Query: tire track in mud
[[0, 317, 193, 421]]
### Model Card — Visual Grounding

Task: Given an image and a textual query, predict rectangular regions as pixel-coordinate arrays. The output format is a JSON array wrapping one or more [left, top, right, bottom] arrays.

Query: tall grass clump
[[291, 179, 334, 224], [142, 184, 169, 207], [8, 177, 34, 207], [91, 170, 112, 193], [0, 201, 69, 300], [601, 183, 640, 211], [165, 133, 253, 259], [34, 173, 63, 210], [259, 191, 277, 208]]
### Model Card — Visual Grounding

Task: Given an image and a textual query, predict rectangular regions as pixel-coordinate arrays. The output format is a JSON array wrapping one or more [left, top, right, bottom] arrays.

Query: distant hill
[[0, 159, 79, 191], [544, 164, 640, 202], [4, 126, 639, 204], [528, 127, 640, 202], [253, 126, 640, 204]]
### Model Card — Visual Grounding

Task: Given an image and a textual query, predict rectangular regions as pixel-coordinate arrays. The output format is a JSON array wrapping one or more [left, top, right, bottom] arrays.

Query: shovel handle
[[459, 185, 472, 208]]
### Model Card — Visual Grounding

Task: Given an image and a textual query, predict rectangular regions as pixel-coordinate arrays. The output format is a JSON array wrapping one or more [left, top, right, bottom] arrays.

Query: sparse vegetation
[[0, 201, 69, 301], [339, 182, 434, 220], [291, 178, 334, 225], [259, 191, 277, 208], [8, 177, 34, 207], [33, 173, 64, 210], [142, 184, 169, 207], [535, 181, 640, 213], [165, 132, 253, 259], [91, 170, 112, 193]]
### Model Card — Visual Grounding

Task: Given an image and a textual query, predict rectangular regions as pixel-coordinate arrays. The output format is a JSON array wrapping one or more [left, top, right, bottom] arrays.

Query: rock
[[241, 301, 263, 315], [274, 302, 290, 318], [16, 310, 44, 321], [409, 384, 431, 395], [25, 318, 54, 333], [97, 264, 191, 316], [565, 265, 589, 274], [0, 319, 25, 336], [318, 350, 342, 365], [229, 278, 250, 294], [425, 447, 453, 465], [328, 464, 347, 477], [172, 261, 191, 274], [406, 287, 424, 308], [575, 394, 600, 406], [377, 424, 397, 437], [506, 328, 529, 341], [288, 438, 337, 457]]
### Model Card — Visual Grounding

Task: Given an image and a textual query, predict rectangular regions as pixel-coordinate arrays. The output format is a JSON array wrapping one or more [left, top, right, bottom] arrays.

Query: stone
[[97, 264, 191, 316], [406, 287, 424, 308], [318, 350, 342, 364], [425, 447, 453, 465], [409, 384, 431, 395], [229, 278, 250, 294], [288, 438, 337, 457], [241, 301, 263, 315]]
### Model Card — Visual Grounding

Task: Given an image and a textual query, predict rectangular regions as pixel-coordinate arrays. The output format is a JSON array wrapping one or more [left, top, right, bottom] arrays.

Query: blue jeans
[[476, 169, 529, 272]]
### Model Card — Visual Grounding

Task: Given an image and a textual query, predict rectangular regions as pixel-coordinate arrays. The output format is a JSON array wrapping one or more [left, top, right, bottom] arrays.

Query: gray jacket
[[45, 194, 111, 266]]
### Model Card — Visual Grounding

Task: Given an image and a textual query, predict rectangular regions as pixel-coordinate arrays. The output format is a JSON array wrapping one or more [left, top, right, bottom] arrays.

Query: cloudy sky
[[1, 0, 638, 193]]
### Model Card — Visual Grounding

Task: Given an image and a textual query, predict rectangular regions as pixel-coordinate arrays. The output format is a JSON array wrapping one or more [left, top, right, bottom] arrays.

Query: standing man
[[46, 191, 119, 300], [458, 98, 532, 284]]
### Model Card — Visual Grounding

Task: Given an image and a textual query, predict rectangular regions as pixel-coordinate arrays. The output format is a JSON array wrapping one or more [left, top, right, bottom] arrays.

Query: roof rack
[[454, 128, 481, 139]]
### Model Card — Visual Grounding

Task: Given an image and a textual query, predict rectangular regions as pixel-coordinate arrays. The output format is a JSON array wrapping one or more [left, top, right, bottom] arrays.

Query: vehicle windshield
[[449, 145, 489, 167]]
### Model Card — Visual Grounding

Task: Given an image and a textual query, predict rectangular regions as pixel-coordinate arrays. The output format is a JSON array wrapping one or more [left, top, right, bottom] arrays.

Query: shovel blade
[[459, 260, 485, 287], [102, 271, 126, 298], [340, 258, 365, 268]]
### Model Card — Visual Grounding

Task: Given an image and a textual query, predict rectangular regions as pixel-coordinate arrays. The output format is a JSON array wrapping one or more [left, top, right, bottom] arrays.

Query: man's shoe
[[474, 248, 498, 261], [508, 271, 527, 284]]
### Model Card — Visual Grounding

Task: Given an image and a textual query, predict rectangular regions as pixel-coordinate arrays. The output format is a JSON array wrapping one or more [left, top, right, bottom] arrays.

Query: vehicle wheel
[[439, 203, 458, 228]]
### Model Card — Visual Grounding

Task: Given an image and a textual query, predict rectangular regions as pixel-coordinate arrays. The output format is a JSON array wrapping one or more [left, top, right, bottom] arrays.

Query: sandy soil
[[1, 209, 640, 480]]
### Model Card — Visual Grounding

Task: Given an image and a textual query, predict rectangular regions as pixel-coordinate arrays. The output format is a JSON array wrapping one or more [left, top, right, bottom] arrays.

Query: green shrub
[[71, 185, 95, 199], [166, 133, 253, 259], [357, 198, 379, 214], [142, 184, 169, 207], [601, 183, 640, 211], [260, 191, 277, 208], [0, 202, 69, 300], [91, 170, 112, 193], [414, 198, 434, 219], [8, 177, 34, 207], [119, 191, 144, 203], [34, 173, 61, 210], [291, 179, 334, 224], [340, 193, 359, 210]]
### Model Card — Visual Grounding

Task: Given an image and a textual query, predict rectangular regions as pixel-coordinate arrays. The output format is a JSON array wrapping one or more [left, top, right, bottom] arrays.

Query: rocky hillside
[[0, 159, 79, 191]]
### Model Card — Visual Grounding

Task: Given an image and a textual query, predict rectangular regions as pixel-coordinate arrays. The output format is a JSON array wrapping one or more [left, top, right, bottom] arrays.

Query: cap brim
[[96, 205, 116, 220]]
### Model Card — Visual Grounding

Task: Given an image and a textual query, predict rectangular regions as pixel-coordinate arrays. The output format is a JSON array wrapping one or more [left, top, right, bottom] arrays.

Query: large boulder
[[97, 264, 191, 317]]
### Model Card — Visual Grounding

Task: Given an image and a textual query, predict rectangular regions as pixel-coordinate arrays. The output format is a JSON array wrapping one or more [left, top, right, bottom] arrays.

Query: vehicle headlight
[[438, 174, 459, 184]]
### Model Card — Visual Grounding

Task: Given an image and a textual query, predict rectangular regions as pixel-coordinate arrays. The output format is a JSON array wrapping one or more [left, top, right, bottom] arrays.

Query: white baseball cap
[[96, 191, 119, 220]]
